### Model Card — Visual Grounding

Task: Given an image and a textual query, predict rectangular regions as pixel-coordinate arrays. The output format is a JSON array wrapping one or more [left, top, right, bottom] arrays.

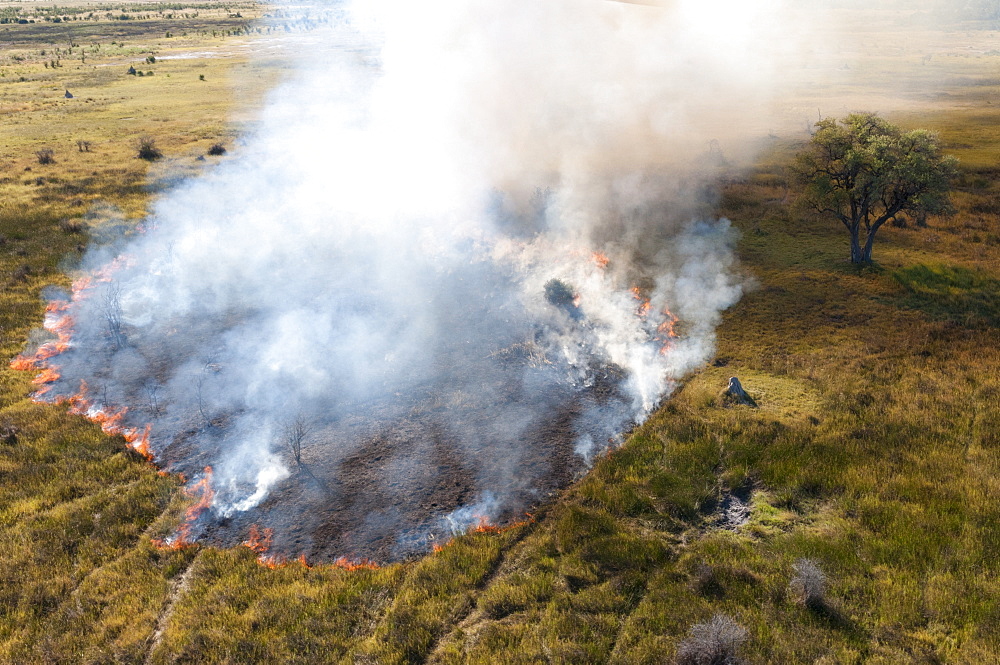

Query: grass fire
[[3, 0, 1000, 662]]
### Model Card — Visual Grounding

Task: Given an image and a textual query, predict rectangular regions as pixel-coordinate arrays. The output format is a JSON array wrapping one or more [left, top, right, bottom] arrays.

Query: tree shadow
[[892, 263, 1000, 327], [803, 598, 867, 642], [298, 463, 334, 497]]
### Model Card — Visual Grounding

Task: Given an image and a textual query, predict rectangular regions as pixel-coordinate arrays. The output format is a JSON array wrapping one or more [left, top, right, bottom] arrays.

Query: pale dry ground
[[707, 10, 1000, 165], [0, 1, 291, 219]]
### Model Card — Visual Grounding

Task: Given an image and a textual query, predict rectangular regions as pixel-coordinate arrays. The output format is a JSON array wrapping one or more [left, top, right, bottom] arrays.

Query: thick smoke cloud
[[29, 0, 849, 560]]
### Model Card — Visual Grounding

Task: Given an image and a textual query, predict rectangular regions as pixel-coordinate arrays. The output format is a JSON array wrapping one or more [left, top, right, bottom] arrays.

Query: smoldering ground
[[20, 0, 876, 560]]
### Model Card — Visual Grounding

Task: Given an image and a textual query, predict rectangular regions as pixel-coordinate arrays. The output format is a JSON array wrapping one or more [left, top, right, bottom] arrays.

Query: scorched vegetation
[[1, 3, 1000, 664]]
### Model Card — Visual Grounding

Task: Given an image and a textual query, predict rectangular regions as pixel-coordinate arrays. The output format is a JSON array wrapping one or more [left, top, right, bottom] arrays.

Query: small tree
[[281, 415, 311, 466], [795, 112, 958, 264], [103, 282, 126, 350]]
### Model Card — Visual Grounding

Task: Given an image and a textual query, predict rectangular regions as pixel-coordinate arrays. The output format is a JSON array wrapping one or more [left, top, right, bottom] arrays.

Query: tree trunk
[[861, 237, 875, 263], [849, 227, 865, 263], [861, 226, 879, 264]]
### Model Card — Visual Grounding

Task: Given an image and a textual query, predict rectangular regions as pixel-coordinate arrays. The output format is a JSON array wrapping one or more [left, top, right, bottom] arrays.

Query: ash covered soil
[[34, 253, 660, 564], [156, 346, 628, 563]]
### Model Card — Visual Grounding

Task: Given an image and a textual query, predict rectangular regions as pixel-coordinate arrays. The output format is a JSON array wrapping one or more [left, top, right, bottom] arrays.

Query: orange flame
[[630, 286, 651, 318], [45, 299, 71, 314], [472, 514, 503, 534], [247, 547, 369, 571], [592, 252, 609, 269], [656, 307, 680, 354], [10, 356, 36, 372], [90, 406, 127, 435], [15, 260, 133, 379], [243, 524, 274, 555], [125, 424, 154, 461], [8, 272, 162, 464], [433, 511, 535, 554], [153, 467, 215, 550], [258, 554, 286, 569], [32, 367, 61, 384], [331, 556, 380, 571]]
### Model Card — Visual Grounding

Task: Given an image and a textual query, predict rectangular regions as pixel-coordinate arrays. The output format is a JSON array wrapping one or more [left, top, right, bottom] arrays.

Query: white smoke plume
[[27, 0, 852, 559]]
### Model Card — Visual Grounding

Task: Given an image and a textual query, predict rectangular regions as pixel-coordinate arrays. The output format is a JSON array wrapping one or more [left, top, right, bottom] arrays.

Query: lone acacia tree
[[795, 112, 958, 264]]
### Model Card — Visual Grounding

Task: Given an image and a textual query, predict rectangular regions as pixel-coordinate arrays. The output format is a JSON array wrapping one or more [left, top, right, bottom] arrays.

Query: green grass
[[4, 7, 1000, 665]]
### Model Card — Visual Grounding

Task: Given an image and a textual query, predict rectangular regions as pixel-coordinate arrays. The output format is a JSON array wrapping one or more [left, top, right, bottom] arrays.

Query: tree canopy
[[796, 112, 958, 264]]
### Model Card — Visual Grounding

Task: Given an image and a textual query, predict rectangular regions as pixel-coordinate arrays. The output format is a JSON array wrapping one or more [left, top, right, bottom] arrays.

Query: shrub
[[207, 143, 226, 156], [691, 563, 723, 597], [136, 136, 162, 161], [12, 264, 32, 282], [35, 148, 55, 165], [789, 558, 827, 609], [0, 422, 18, 445], [675, 614, 747, 665], [58, 218, 87, 234]]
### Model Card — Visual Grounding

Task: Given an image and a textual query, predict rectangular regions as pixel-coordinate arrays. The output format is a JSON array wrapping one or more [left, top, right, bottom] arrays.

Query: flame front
[[9, 268, 157, 463], [656, 306, 680, 354], [153, 467, 215, 550]]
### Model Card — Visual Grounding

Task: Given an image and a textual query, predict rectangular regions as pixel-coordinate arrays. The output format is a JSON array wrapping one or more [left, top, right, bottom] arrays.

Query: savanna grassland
[[3, 5, 1000, 664]]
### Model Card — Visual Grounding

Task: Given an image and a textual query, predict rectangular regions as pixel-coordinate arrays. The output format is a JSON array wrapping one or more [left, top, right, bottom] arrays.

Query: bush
[[207, 143, 226, 156], [0, 422, 18, 446], [136, 136, 162, 161], [675, 614, 747, 665], [35, 148, 55, 165], [12, 264, 32, 282], [789, 558, 827, 609], [58, 218, 87, 234]]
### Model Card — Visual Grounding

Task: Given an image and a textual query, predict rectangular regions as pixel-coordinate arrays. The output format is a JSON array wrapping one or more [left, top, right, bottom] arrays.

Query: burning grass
[[3, 7, 1000, 665]]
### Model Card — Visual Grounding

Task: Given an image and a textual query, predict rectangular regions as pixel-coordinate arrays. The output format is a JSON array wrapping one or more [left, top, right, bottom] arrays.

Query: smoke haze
[[26, 0, 884, 559]]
